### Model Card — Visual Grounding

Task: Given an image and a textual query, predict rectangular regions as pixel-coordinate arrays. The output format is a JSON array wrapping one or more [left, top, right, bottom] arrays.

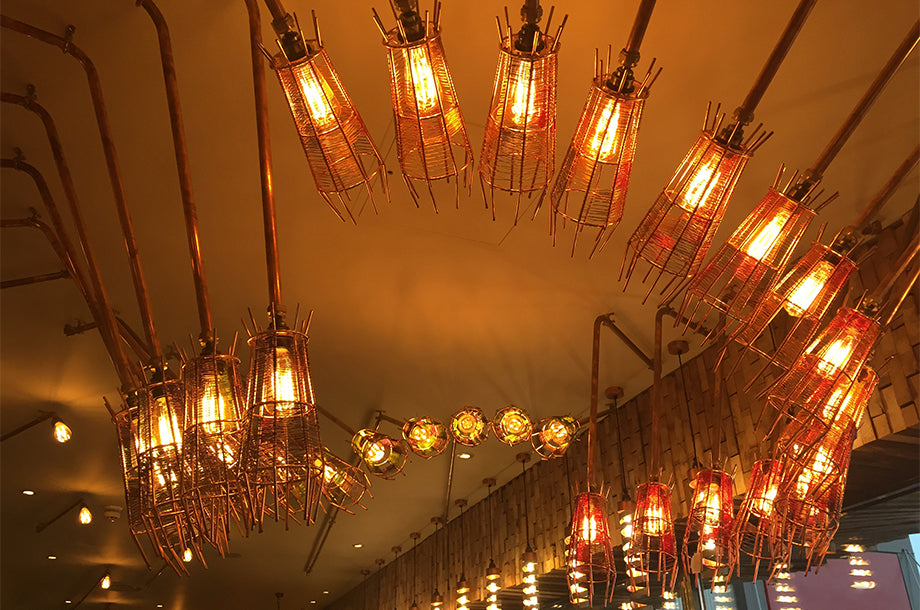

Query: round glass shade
[[449, 407, 489, 446], [355, 431, 409, 479], [531, 416, 579, 459], [491, 405, 533, 445], [402, 417, 449, 458]]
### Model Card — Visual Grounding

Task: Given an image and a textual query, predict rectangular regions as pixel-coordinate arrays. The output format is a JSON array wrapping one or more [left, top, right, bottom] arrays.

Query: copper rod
[[587, 314, 609, 485], [316, 404, 357, 436], [810, 21, 919, 177], [623, 0, 657, 59], [242, 0, 283, 313], [649, 306, 668, 478], [1, 92, 139, 390], [137, 0, 214, 341], [603, 315, 654, 370], [870, 234, 920, 303], [1, 269, 69, 289], [737, 0, 816, 121], [855, 147, 920, 230], [375, 411, 405, 428], [0, 216, 77, 290], [261, 0, 288, 22], [885, 263, 920, 327], [1, 16, 163, 362]]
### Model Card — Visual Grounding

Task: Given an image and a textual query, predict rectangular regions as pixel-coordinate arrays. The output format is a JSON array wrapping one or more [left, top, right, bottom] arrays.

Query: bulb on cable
[[52, 418, 72, 443], [78, 505, 92, 525], [100, 572, 111, 590]]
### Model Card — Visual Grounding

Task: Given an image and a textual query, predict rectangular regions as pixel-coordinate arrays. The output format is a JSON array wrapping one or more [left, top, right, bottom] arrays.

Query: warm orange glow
[[296, 67, 335, 131], [678, 159, 720, 215], [811, 337, 855, 376], [743, 208, 791, 261], [152, 396, 182, 451], [588, 99, 622, 162], [78, 505, 92, 525], [794, 445, 833, 497], [182, 548, 193, 563], [692, 482, 723, 525], [508, 62, 537, 127], [100, 574, 111, 590], [783, 261, 833, 317], [751, 481, 779, 517], [580, 514, 599, 542], [643, 498, 666, 536], [363, 440, 389, 466], [269, 346, 298, 415], [53, 419, 72, 443], [408, 46, 438, 115]]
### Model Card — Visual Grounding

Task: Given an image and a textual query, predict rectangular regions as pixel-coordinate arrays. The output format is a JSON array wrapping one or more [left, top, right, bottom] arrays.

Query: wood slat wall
[[329, 210, 918, 609]]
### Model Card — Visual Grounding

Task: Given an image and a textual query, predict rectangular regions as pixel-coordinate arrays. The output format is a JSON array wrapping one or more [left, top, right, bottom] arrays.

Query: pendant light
[[351, 428, 411, 478], [492, 406, 534, 445], [270, 9, 388, 222], [484, 477, 502, 610], [409, 531, 421, 610], [531, 416, 579, 459], [320, 447, 372, 513], [550, 0, 660, 256], [621, 1, 819, 301], [372, 0, 473, 209], [679, 22, 920, 338], [455, 499, 470, 610], [403, 417, 450, 458], [112, 402, 154, 568], [431, 517, 444, 607], [729, 458, 784, 581], [239, 0, 323, 528], [517, 453, 540, 608], [478, 1, 567, 221], [449, 406, 489, 446]]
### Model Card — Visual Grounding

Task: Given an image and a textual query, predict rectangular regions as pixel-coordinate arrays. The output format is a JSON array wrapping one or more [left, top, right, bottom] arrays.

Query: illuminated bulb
[[775, 572, 791, 579], [363, 440, 389, 466], [784, 261, 834, 317], [743, 208, 791, 262], [296, 67, 335, 132], [849, 557, 868, 566], [580, 514, 599, 542], [508, 62, 537, 127], [100, 574, 111, 590], [22, 490, 34, 496], [270, 346, 298, 413], [678, 160, 721, 216], [852, 581, 876, 589], [811, 337, 855, 376], [78, 505, 92, 525], [850, 569, 872, 577], [842, 544, 865, 552], [778, 596, 798, 603], [53, 419, 72, 443], [774, 584, 793, 592], [182, 548, 193, 563], [408, 47, 438, 115]]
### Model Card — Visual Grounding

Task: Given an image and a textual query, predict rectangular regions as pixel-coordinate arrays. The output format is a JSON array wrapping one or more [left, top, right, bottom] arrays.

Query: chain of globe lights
[[3, 0, 920, 603]]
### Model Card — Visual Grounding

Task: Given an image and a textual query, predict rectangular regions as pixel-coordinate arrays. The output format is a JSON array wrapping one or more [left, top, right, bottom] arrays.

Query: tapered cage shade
[[566, 491, 616, 606], [319, 448, 372, 512], [724, 234, 858, 384], [241, 329, 323, 526], [625, 482, 677, 594], [478, 34, 557, 217], [491, 405, 533, 445], [531, 416, 579, 459], [449, 406, 489, 446], [402, 416, 449, 458], [764, 307, 881, 443], [551, 77, 647, 254], [679, 188, 815, 336], [113, 405, 149, 542], [181, 351, 249, 551], [135, 378, 201, 572], [273, 44, 387, 222], [682, 469, 734, 580], [730, 459, 783, 581], [623, 125, 752, 297], [353, 430, 409, 479], [384, 26, 473, 207]]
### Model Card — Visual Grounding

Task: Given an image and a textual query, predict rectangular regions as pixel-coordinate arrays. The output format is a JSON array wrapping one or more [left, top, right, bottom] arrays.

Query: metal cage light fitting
[[478, 1, 567, 222], [271, 10, 389, 223], [681, 469, 735, 587], [550, 0, 660, 257], [729, 458, 784, 582], [320, 447, 372, 513], [372, 0, 473, 210]]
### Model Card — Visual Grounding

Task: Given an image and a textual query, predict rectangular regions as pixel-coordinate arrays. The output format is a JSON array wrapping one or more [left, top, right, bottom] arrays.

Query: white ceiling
[[1, 0, 917, 608]]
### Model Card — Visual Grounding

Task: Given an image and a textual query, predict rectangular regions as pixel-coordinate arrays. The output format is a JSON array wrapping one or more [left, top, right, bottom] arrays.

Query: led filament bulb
[[78, 505, 93, 525], [784, 260, 835, 317], [52, 418, 72, 443]]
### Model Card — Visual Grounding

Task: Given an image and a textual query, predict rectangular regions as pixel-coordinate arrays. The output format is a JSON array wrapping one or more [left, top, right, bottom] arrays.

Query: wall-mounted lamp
[[36, 498, 92, 533], [1, 410, 71, 443]]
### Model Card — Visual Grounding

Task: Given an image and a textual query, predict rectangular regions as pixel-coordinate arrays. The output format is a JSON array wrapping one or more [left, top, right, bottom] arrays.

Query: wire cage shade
[[241, 328, 323, 526], [625, 481, 678, 594], [273, 45, 388, 223], [682, 469, 735, 585], [531, 415, 579, 459], [678, 187, 815, 336], [402, 416, 449, 458], [730, 459, 783, 581], [180, 351, 249, 551], [763, 307, 881, 442], [566, 491, 616, 606], [135, 378, 201, 572], [353, 430, 410, 479], [551, 77, 647, 255], [384, 26, 473, 208], [449, 406, 489, 446], [113, 405, 152, 554], [320, 447, 372, 513], [491, 405, 533, 445], [479, 34, 557, 218], [622, 124, 753, 299], [724, 233, 858, 383]]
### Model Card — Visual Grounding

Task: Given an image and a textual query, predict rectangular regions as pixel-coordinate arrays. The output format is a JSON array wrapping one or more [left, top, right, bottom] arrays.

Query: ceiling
[[1, 0, 917, 608]]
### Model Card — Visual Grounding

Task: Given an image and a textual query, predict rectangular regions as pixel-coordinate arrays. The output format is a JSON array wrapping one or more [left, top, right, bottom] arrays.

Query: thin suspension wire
[[487, 481, 496, 561], [521, 461, 532, 547], [677, 352, 700, 466]]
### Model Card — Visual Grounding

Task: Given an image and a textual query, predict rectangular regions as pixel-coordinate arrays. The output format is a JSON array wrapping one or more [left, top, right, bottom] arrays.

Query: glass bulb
[[678, 159, 721, 216], [588, 99, 622, 162], [267, 345, 300, 416], [783, 260, 834, 317], [183, 548, 193, 563], [151, 395, 182, 451], [363, 441, 390, 466], [78, 505, 92, 525], [743, 208, 791, 262], [507, 62, 537, 127], [296, 67, 336, 132], [580, 514, 599, 542], [812, 337, 855, 376], [52, 419, 72, 443], [408, 47, 438, 115], [100, 574, 111, 590], [199, 367, 237, 436]]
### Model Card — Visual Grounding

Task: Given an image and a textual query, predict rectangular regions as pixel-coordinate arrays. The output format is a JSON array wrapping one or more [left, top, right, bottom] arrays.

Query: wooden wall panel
[[329, 211, 918, 608]]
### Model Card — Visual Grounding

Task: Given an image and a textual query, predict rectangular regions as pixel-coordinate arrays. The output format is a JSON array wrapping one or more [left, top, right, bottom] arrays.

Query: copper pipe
[[1, 92, 139, 390], [885, 263, 920, 327], [1, 216, 76, 288], [316, 404, 357, 436], [603, 315, 654, 370], [1, 16, 163, 361], [136, 0, 213, 341], [737, 0, 816, 122], [261, 0, 288, 22], [855, 147, 920, 230], [243, 0, 283, 314], [61, 317, 153, 366], [1, 269, 70, 289], [648, 306, 668, 478], [871, 234, 920, 304], [809, 21, 919, 177], [623, 0, 656, 59], [587, 314, 615, 485]]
